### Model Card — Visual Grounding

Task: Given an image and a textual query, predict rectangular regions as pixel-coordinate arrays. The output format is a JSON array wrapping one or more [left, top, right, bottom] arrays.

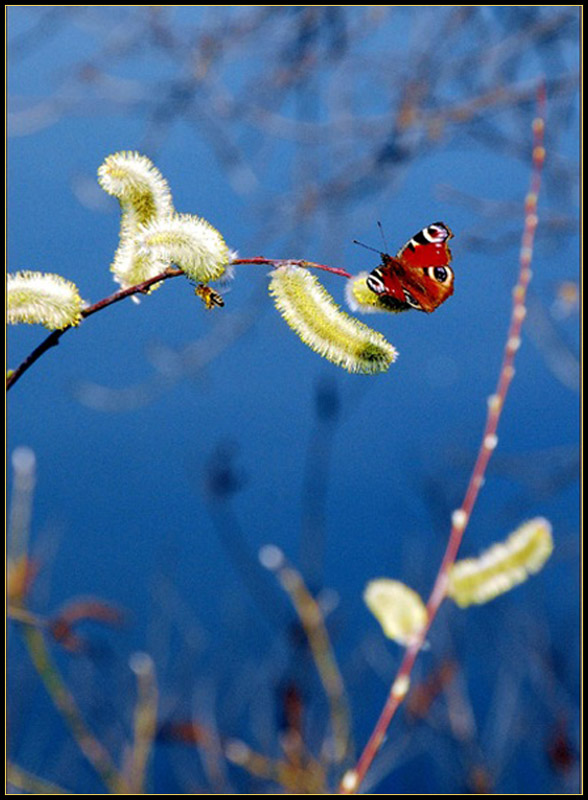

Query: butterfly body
[[366, 222, 454, 313]]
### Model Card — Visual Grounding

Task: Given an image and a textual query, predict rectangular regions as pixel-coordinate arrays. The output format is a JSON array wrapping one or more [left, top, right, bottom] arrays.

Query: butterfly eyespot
[[425, 266, 452, 284], [366, 274, 385, 294], [428, 223, 449, 240], [358, 222, 454, 313]]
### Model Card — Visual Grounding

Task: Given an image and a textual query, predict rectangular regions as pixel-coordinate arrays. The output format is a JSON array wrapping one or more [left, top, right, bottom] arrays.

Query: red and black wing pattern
[[365, 222, 454, 313]]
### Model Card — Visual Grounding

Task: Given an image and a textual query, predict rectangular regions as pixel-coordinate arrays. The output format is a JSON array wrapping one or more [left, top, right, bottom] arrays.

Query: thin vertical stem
[[22, 625, 129, 793], [263, 548, 353, 765], [339, 82, 546, 796], [126, 653, 159, 793]]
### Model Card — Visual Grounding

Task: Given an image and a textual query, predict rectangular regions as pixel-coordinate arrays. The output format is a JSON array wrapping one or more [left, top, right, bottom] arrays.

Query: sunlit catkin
[[447, 517, 553, 607], [8, 271, 84, 330], [135, 213, 229, 284], [364, 579, 427, 645], [269, 266, 397, 373], [98, 151, 174, 290]]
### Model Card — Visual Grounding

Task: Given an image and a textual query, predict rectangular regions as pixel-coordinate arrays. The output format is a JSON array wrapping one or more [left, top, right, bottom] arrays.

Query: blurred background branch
[[7, 6, 579, 795]]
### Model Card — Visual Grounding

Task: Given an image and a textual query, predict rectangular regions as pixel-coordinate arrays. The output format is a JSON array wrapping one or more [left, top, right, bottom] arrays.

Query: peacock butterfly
[[364, 222, 454, 313]]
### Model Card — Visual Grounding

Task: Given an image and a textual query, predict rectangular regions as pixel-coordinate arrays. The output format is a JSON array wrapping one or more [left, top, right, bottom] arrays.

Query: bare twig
[[231, 257, 352, 280], [7, 762, 71, 794], [126, 653, 159, 793], [7, 267, 183, 391], [7, 258, 351, 392], [263, 548, 353, 766], [22, 625, 129, 793], [339, 82, 546, 795]]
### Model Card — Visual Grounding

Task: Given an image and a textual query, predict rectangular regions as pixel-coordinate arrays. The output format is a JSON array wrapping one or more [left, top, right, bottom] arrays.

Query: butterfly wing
[[394, 222, 455, 312], [365, 256, 406, 304], [365, 222, 455, 313], [396, 222, 453, 269]]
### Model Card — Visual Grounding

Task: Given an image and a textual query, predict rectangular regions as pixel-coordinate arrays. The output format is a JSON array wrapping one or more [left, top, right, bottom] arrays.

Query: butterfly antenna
[[352, 239, 381, 255], [377, 221, 389, 253]]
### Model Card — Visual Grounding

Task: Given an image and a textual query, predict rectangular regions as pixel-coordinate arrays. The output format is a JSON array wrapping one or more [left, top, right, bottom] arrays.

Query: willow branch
[[21, 624, 129, 793], [7, 259, 351, 392], [6, 267, 184, 391], [278, 562, 353, 764], [339, 82, 546, 796], [126, 654, 159, 793], [225, 739, 326, 794], [7, 762, 71, 795], [231, 257, 352, 280]]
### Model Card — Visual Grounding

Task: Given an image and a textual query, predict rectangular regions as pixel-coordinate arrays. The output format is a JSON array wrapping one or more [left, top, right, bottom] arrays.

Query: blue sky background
[[8, 7, 580, 794]]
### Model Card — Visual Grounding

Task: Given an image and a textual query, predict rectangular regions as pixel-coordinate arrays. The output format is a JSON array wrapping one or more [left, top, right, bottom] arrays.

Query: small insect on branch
[[194, 283, 225, 310]]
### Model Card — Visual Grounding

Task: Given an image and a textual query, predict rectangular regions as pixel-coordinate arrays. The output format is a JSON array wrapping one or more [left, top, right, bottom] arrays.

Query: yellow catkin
[[98, 151, 173, 230], [7, 271, 84, 330], [136, 214, 229, 283], [447, 518, 553, 607], [269, 266, 397, 374], [344, 272, 403, 314], [364, 579, 427, 645], [98, 151, 175, 290]]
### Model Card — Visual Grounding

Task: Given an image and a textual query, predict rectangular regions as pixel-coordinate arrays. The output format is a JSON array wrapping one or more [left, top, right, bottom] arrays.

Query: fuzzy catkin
[[8, 271, 84, 330], [269, 266, 397, 374]]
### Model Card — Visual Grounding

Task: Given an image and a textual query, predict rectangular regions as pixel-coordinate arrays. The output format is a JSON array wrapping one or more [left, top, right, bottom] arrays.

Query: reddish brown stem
[[7, 258, 351, 391], [339, 82, 547, 796], [232, 257, 352, 280], [6, 268, 184, 391]]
